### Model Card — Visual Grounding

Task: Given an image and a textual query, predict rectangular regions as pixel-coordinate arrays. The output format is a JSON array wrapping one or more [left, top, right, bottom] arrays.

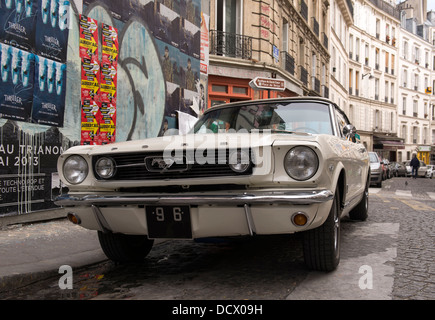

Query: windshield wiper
[[269, 129, 310, 135]]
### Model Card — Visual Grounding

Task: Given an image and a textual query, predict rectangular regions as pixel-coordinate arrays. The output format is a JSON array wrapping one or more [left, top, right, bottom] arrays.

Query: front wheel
[[349, 178, 369, 221], [98, 231, 154, 263], [303, 186, 341, 272]]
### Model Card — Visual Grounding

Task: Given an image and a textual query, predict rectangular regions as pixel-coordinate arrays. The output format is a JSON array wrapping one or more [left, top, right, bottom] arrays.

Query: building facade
[[207, 0, 331, 108], [328, 0, 354, 120], [398, 0, 435, 164], [348, 0, 402, 160]]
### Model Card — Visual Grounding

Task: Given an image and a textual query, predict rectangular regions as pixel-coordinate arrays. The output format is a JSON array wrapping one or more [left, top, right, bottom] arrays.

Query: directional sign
[[249, 77, 285, 91]]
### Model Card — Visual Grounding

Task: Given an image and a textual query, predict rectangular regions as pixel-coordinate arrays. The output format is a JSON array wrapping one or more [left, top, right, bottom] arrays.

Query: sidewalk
[[0, 211, 107, 293]]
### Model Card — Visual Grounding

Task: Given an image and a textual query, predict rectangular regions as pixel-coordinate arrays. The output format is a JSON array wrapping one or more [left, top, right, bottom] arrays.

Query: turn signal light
[[67, 212, 81, 225], [292, 212, 308, 226]]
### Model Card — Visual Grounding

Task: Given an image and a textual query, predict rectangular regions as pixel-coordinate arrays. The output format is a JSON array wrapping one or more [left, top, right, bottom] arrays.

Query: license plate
[[145, 205, 192, 239]]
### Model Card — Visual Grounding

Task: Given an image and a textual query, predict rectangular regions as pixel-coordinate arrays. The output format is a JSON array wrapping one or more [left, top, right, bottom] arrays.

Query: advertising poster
[[79, 14, 100, 145], [34, 0, 71, 63], [31, 55, 66, 127], [0, 0, 38, 52], [98, 22, 118, 144], [0, 43, 35, 122], [79, 14, 98, 58]]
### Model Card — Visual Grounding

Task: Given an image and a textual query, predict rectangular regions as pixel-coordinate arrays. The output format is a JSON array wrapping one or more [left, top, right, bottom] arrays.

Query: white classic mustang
[[56, 97, 370, 271]]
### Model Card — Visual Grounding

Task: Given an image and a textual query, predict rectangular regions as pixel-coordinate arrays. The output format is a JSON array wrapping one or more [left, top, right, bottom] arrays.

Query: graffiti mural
[[0, 0, 201, 216]]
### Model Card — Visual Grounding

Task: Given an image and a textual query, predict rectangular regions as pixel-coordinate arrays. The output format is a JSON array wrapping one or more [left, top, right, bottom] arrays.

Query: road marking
[[395, 190, 412, 197], [394, 198, 435, 211], [427, 192, 435, 200], [286, 222, 399, 300]]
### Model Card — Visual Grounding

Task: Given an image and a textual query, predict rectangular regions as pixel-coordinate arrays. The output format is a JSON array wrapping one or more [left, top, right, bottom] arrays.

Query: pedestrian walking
[[410, 154, 420, 179]]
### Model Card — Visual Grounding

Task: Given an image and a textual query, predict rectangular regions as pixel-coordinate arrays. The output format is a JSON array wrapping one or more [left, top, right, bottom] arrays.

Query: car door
[[333, 105, 368, 204]]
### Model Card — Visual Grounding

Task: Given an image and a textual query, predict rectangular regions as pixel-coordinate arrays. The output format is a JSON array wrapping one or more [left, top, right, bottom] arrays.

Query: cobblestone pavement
[[0, 177, 433, 300], [369, 177, 435, 300]]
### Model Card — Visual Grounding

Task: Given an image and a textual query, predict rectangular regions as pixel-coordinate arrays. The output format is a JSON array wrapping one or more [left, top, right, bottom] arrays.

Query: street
[[0, 177, 434, 301]]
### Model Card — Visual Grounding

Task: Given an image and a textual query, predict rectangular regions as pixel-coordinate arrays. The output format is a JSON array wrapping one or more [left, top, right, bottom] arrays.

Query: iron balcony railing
[[300, 0, 308, 21], [300, 66, 308, 85], [210, 30, 253, 60], [281, 51, 295, 75]]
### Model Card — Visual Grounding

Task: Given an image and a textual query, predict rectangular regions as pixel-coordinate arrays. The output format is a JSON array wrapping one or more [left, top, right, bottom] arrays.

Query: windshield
[[369, 153, 379, 163], [192, 101, 333, 135]]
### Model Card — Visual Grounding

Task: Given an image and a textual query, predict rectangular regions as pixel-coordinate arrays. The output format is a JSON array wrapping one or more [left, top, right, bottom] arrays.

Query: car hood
[[370, 162, 381, 170], [63, 132, 317, 156]]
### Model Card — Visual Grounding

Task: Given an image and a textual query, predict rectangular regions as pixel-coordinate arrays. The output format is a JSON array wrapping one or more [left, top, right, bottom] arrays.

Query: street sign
[[249, 77, 285, 91]]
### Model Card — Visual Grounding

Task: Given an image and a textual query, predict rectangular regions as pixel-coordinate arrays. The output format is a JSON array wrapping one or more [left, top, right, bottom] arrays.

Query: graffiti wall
[[0, 0, 204, 216]]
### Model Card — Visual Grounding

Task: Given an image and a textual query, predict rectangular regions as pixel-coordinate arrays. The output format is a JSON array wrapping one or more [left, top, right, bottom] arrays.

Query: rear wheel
[[303, 186, 341, 272], [98, 231, 154, 263]]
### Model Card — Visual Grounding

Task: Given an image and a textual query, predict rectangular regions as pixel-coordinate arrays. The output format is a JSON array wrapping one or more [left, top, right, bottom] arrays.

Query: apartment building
[[207, 0, 330, 108], [348, 0, 402, 159], [329, 0, 354, 116], [398, 0, 435, 164]]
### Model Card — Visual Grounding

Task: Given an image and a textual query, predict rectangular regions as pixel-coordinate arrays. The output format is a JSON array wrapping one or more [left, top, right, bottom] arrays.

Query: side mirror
[[343, 124, 357, 141]]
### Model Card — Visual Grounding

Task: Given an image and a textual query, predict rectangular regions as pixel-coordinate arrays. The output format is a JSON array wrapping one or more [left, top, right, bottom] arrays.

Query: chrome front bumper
[[56, 190, 334, 237], [55, 189, 334, 207]]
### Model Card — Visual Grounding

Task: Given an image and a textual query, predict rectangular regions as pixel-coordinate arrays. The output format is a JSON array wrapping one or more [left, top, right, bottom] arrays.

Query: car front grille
[[93, 149, 253, 180]]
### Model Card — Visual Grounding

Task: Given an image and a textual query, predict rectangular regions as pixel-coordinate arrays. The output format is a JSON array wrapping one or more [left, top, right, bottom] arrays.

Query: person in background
[[410, 153, 420, 179]]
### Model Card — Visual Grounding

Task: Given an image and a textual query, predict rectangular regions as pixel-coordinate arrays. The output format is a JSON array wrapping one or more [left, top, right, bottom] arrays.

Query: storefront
[[208, 75, 298, 109], [373, 134, 405, 161], [417, 146, 431, 165]]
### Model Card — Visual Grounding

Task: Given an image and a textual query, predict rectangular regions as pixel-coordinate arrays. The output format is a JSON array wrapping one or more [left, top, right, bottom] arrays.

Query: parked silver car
[[369, 152, 383, 187]]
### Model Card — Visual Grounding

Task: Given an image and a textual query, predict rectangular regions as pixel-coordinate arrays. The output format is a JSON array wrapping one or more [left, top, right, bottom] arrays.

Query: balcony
[[322, 32, 328, 49], [281, 51, 295, 75], [300, 66, 308, 86], [312, 77, 320, 94], [300, 0, 308, 21], [311, 17, 319, 37], [209, 30, 253, 60]]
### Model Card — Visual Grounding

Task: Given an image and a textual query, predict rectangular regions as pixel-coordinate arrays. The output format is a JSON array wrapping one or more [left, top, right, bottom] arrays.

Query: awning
[[373, 135, 405, 150]]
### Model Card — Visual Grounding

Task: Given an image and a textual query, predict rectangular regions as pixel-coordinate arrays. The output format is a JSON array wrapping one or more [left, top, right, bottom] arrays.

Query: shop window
[[233, 86, 248, 95], [212, 84, 228, 93]]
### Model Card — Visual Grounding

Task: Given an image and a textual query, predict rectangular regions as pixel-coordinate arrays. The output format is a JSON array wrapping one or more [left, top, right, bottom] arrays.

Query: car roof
[[205, 96, 337, 113]]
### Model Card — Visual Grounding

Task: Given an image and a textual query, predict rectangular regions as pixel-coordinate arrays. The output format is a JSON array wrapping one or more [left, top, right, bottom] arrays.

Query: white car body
[[405, 160, 428, 177], [56, 97, 370, 271], [426, 165, 434, 179]]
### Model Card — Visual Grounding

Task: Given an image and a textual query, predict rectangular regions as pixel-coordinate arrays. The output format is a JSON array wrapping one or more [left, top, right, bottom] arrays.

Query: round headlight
[[284, 146, 319, 181], [63, 155, 88, 184], [229, 150, 251, 173], [95, 157, 116, 179]]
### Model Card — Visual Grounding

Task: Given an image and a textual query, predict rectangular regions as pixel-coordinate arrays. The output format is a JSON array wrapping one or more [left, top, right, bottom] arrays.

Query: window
[[216, 0, 243, 56], [403, 69, 407, 87], [375, 78, 379, 100], [402, 96, 406, 115], [282, 19, 288, 53], [374, 110, 381, 130], [391, 54, 395, 74], [413, 126, 419, 144], [385, 52, 389, 73], [402, 125, 407, 143], [413, 100, 418, 117], [217, 0, 242, 34], [403, 41, 408, 60]]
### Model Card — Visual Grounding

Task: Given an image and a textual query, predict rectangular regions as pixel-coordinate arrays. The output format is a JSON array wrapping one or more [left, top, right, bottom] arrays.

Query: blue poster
[[31, 55, 66, 126], [0, 43, 35, 122], [0, 0, 38, 51], [34, 0, 70, 62]]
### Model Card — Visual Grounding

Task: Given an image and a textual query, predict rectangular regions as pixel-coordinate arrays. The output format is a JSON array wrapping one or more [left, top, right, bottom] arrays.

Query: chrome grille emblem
[[144, 156, 189, 173]]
